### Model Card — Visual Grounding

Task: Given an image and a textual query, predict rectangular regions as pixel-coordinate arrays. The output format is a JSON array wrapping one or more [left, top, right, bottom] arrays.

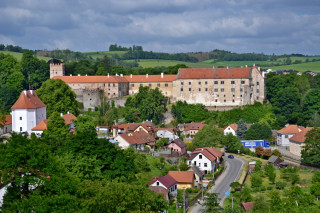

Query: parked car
[[228, 155, 234, 159]]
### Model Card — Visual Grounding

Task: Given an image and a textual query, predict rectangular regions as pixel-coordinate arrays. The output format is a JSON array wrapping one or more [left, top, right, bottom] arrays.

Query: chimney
[[253, 64, 255, 67], [130, 74, 132, 78], [67, 111, 70, 114], [60, 113, 63, 117], [85, 74, 87, 76], [23, 90, 27, 96], [30, 90, 33, 95], [108, 73, 110, 78], [70, 74, 72, 76], [245, 65, 248, 68], [146, 74, 148, 78], [78, 74, 80, 76], [161, 73, 163, 78], [258, 67, 260, 71], [120, 74, 123, 77], [116, 73, 118, 76]]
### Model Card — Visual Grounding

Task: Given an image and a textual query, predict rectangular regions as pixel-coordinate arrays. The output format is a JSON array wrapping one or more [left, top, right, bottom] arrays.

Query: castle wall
[[128, 82, 173, 97]]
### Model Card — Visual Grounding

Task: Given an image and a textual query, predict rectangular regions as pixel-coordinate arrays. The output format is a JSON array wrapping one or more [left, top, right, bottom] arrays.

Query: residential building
[[223, 123, 252, 136], [168, 138, 187, 155], [114, 131, 156, 150], [0, 114, 12, 135], [168, 171, 194, 189], [148, 186, 169, 201], [156, 128, 178, 142], [289, 127, 313, 157], [11, 90, 46, 135], [149, 174, 177, 195], [276, 125, 302, 146], [191, 166, 204, 187], [178, 122, 206, 136], [112, 121, 156, 137]]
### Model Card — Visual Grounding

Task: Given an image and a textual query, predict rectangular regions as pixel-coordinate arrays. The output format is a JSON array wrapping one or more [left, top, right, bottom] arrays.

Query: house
[[156, 128, 179, 142], [178, 122, 206, 136], [168, 138, 187, 155], [276, 125, 302, 146], [149, 174, 177, 195], [148, 186, 169, 201], [188, 147, 224, 174], [241, 201, 255, 211], [223, 123, 252, 136], [112, 121, 156, 137], [168, 171, 194, 189], [31, 113, 77, 136], [114, 131, 156, 150], [191, 166, 204, 187], [11, 90, 46, 135], [289, 127, 313, 157], [268, 155, 283, 166], [96, 126, 110, 134], [0, 114, 12, 135]]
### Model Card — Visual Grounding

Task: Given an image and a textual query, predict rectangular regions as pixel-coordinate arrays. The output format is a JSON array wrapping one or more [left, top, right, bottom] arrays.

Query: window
[[233, 99, 235, 102], [148, 83, 152, 87], [205, 88, 208, 91], [199, 88, 201, 92], [205, 81, 208, 85], [157, 182, 159, 186], [198, 81, 201, 85], [214, 88, 218, 92], [19, 117, 22, 120], [215, 99, 218, 102], [285, 135, 288, 138], [224, 99, 226, 102], [165, 83, 168, 87], [199, 155, 202, 159], [240, 95, 242, 97], [204, 163, 207, 167], [181, 88, 183, 92], [189, 88, 191, 91], [257, 82, 260, 85], [221, 81, 224, 84], [240, 88, 243, 92], [241, 81, 245, 84], [189, 82, 191, 85], [257, 96, 259, 100], [231, 81, 235, 84], [231, 88, 235, 92], [256, 89, 260, 93], [157, 83, 160, 87], [181, 82, 184, 85], [221, 88, 224, 92], [214, 81, 218, 84], [113, 83, 115, 87], [140, 83, 143, 87], [175, 185, 177, 190], [131, 83, 134, 87], [108, 83, 110, 87], [20, 127, 22, 131], [199, 163, 201, 167]]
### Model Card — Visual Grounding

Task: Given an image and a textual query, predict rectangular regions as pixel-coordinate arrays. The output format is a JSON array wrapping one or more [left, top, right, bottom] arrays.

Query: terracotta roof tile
[[277, 125, 301, 134], [31, 113, 77, 131], [168, 171, 194, 184], [150, 174, 177, 189], [184, 122, 206, 131], [11, 90, 46, 109], [31, 119, 49, 131], [53, 75, 128, 83], [177, 67, 253, 79], [148, 186, 168, 200], [192, 149, 216, 162], [62, 113, 77, 125], [0, 114, 12, 126], [120, 131, 156, 145], [125, 74, 177, 83], [171, 138, 186, 148], [224, 123, 238, 131], [202, 147, 224, 158], [290, 127, 313, 143]]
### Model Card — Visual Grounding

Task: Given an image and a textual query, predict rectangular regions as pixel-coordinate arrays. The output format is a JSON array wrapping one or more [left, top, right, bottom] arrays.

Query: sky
[[1, 0, 320, 55]]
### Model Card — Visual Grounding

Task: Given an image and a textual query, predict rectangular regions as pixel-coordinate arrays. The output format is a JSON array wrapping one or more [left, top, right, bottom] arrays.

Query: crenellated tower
[[49, 58, 65, 78]]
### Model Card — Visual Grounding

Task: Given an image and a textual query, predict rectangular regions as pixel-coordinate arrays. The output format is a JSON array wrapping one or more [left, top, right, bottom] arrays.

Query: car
[[228, 155, 234, 159]]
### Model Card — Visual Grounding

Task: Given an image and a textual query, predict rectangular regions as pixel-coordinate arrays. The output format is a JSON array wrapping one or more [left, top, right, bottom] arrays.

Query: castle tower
[[49, 58, 65, 78]]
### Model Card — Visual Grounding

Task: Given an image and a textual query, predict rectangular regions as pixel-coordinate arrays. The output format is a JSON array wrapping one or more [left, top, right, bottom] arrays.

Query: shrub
[[275, 181, 287, 190], [267, 185, 273, 190], [251, 173, 263, 188]]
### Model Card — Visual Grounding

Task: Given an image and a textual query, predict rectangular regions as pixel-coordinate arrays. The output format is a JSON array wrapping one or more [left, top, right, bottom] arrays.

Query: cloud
[[0, 0, 319, 54]]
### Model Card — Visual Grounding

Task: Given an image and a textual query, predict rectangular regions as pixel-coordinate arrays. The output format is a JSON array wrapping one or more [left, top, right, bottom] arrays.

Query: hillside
[[0, 50, 51, 61]]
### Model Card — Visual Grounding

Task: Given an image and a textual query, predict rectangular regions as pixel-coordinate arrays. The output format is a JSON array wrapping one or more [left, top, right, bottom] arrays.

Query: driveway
[[188, 156, 245, 212]]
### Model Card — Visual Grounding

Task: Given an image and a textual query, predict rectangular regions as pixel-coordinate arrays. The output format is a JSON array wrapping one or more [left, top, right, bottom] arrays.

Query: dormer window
[[199, 155, 202, 159]]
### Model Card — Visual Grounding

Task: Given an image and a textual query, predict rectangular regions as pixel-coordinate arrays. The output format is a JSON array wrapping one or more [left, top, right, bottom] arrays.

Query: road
[[188, 156, 245, 212]]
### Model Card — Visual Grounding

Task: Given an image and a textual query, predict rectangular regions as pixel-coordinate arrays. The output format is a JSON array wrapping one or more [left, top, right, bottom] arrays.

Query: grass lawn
[[0, 50, 51, 61], [263, 61, 320, 72], [83, 51, 127, 60], [123, 59, 215, 68]]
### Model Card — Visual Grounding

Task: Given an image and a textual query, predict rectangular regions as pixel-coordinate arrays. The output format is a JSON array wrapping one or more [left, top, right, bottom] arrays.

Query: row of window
[[181, 80, 250, 85], [131, 83, 168, 87], [180, 88, 260, 93]]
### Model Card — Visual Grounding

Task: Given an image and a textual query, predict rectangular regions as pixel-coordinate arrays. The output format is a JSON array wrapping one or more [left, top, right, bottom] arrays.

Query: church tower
[[49, 58, 65, 78]]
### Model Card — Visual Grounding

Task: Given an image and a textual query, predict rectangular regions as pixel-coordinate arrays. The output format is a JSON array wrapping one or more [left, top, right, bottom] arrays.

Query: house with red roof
[[149, 174, 177, 195], [188, 147, 224, 174], [168, 171, 194, 189], [0, 114, 12, 135], [114, 131, 156, 150], [112, 121, 156, 137], [276, 125, 302, 146], [11, 90, 46, 135], [31, 112, 77, 136], [178, 122, 207, 136], [289, 127, 313, 157], [223, 123, 252, 136]]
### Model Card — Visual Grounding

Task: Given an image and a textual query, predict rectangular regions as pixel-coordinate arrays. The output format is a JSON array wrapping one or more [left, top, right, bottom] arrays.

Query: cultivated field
[[0, 51, 51, 61]]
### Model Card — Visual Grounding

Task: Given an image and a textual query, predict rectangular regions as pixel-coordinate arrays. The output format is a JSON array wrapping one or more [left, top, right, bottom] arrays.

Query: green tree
[[193, 124, 225, 149], [252, 194, 268, 212], [223, 133, 243, 153], [268, 190, 283, 212], [301, 89, 320, 126], [236, 119, 247, 139], [251, 173, 262, 188], [245, 123, 272, 141], [301, 128, 320, 166], [311, 171, 320, 198], [0, 85, 20, 113], [201, 192, 220, 213], [37, 79, 79, 118]]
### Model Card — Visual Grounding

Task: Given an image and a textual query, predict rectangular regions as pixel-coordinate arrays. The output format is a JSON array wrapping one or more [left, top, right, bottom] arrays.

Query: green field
[[123, 59, 214, 68], [0, 50, 51, 61], [84, 51, 127, 60], [264, 61, 320, 72]]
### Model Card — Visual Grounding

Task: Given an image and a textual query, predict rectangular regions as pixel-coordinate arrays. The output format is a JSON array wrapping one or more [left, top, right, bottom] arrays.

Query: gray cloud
[[0, 0, 319, 55]]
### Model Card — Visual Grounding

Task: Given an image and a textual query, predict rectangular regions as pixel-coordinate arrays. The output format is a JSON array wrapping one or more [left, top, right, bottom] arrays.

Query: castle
[[49, 59, 265, 110]]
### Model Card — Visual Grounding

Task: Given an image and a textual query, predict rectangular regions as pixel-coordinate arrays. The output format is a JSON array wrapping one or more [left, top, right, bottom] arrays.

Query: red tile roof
[[177, 67, 254, 79], [32, 119, 49, 131], [114, 122, 156, 133], [201, 147, 224, 158], [224, 123, 238, 131], [168, 171, 194, 184], [63, 113, 77, 125], [120, 131, 156, 145], [148, 186, 169, 200], [277, 125, 301, 134], [150, 174, 177, 189], [53, 75, 128, 83], [0, 114, 12, 126], [171, 138, 186, 148], [290, 127, 313, 143], [192, 149, 217, 162], [125, 74, 177, 83], [242, 201, 255, 211], [184, 122, 206, 131], [11, 90, 46, 109]]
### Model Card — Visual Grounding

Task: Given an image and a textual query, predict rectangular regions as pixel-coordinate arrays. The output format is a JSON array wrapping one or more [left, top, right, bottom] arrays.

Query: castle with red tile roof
[[50, 60, 265, 110]]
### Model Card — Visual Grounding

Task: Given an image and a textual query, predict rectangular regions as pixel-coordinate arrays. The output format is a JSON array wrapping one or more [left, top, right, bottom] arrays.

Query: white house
[[0, 114, 12, 135], [277, 125, 302, 146], [223, 123, 238, 136], [156, 128, 179, 142], [149, 174, 177, 195], [11, 90, 46, 135]]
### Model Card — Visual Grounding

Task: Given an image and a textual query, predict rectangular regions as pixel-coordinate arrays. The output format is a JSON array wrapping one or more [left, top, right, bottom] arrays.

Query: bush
[[275, 181, 287, 190], [267, 185, 273, 190]]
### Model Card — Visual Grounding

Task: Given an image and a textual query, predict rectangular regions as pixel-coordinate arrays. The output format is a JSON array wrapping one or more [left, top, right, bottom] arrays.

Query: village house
[[0, 114, 12, 135], [11, 90, 46, 135], [168, 171, 194, 189], [148, 186, 169, 202], [289, 127, 313, 157], [178, 122, 206, 136], [223, 123, 251, 136], [156, 128, 178, 142], [276, 125, 302, 146], [114, 131, 156, 150], [168, 138, 187, 155], [112, 121, 156, 137], [191, 166, 204, 187], [149, 174, 177, 195]]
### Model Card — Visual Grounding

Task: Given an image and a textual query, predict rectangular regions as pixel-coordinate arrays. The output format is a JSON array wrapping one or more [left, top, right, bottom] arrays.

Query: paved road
[[188, 156, 245, 212]]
